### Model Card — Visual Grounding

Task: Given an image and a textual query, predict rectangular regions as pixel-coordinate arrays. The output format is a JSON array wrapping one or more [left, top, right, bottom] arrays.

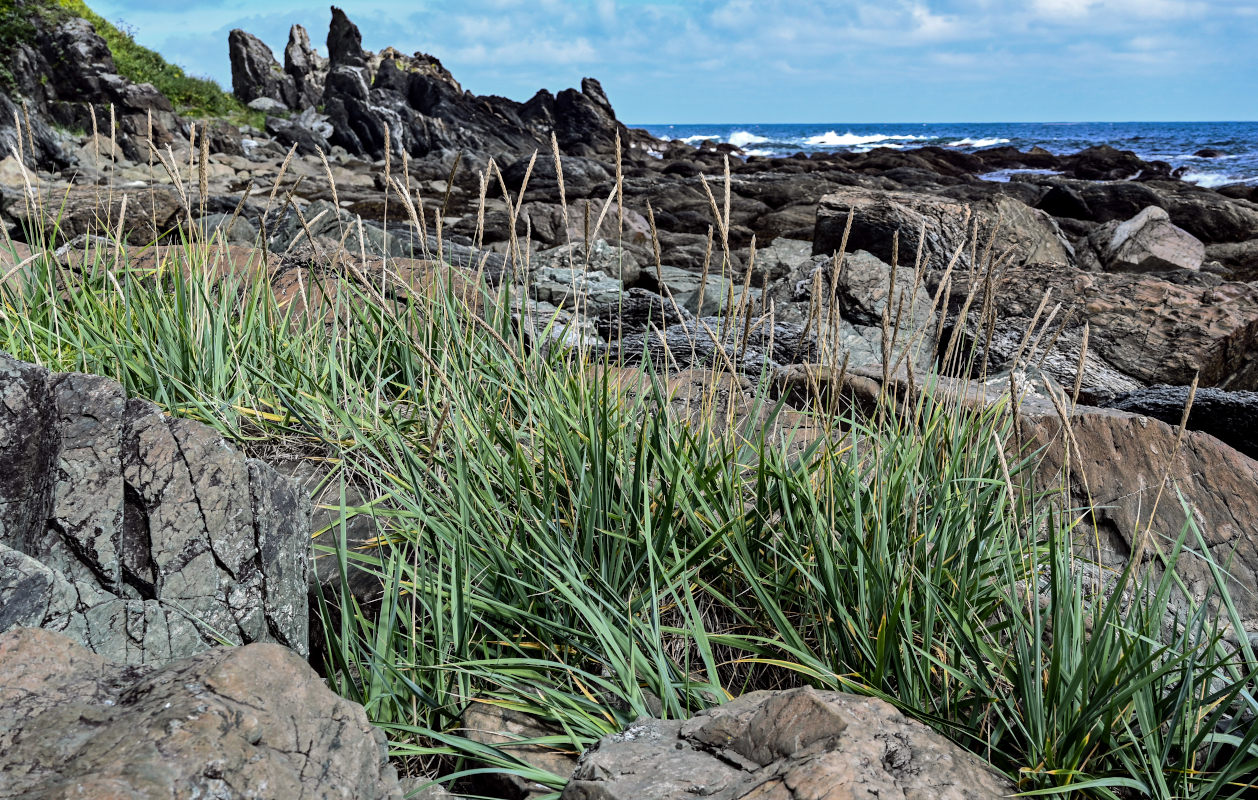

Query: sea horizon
[[635, 120, 1258, 188]]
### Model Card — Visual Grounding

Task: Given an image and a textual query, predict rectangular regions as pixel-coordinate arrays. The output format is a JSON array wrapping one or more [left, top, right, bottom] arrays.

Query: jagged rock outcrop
[[238, 5, 632, 160], [0, 353, 311, 666], [284, 24, 327, 109], [563, 687, 1015, 800], [4, 2, 183, 163], [0, 627, 402, 799], [228, 29, 299, 109]]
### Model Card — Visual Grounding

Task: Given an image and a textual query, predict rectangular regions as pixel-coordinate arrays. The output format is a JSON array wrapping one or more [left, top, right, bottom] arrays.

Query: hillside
[[0, 0, 240, 116]]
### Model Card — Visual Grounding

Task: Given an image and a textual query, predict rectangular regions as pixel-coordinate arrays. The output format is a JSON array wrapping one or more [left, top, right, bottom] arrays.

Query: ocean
[[636, 122, 1258, 188]]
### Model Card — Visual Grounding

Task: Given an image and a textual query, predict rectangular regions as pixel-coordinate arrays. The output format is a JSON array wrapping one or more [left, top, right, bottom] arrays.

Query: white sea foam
[[1180, 171, 1244, 188], [946, 137, 1011, 148], [978, 168, 1061, 183], [728, 130, 770, 148], [679, 134, 720, 144], [803, 131, 929, 147], [742, 149, 773, 157]]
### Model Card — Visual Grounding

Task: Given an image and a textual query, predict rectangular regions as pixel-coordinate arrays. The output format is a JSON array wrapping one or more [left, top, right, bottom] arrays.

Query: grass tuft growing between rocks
[[1, 155, 1256, 799]]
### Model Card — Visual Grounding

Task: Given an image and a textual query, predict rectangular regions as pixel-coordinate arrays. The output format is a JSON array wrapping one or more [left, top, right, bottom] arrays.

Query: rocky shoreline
[[1, 2, 1257, 798]]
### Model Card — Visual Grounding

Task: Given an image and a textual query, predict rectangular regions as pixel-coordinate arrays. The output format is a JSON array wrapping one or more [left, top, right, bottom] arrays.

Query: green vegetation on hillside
[[1, 0, 244, 117]]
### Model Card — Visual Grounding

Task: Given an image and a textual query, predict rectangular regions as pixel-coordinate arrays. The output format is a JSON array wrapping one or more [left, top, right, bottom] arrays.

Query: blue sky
[[86, 0, 1258, 123]]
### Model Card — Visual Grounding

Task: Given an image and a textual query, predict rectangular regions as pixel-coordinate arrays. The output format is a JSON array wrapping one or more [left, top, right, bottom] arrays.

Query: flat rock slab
[[563, 686, 1014, 800], [0, 352, 310, 665], [0, 627, 402, 800]]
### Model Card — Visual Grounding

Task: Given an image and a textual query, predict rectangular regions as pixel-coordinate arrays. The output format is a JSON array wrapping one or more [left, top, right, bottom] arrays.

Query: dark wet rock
[[228, 29, 299, 109], [0, 627, 401, 799], [1205, 239, 1258, 282], [0, 353, 310, 666], [1060, 145, 1175, 181], [1102, 385, 1258, 460], [1195, 148, 1225, 158], [563, 687, 1014, 800], [284, 24, 328, 109], [1036, 183, 1092, 220]]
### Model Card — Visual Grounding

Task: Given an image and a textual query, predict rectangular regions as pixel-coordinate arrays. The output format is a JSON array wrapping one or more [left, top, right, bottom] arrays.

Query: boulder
[[1021, 396, 1258, 634], [758, 249, 937, 373], [0, 354, 311, 665], [228, 29, 298, 109], [461, 703, 575, 798], [563, 687, 1014, 800], [813, 187, 1072, 272], [2, 184, 184, 245], [1060, 145, 1174, 181], [0, 627, 401, 799], [1097, 206, 1205, 272], [940, 262, 1258, 391], [844, 365, 1258, 636]]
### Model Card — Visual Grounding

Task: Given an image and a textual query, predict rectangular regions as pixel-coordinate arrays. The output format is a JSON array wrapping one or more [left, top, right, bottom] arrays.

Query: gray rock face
[[0, 627, 401, 799], [0, 353, 310, 665], [563, 687, 1014, 800], [229, 29, 299, 109], [1098, 206, 1205, 272], [285, 24, 328, 109]]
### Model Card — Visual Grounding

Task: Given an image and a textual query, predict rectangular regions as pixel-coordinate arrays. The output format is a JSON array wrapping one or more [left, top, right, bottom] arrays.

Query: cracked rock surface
[[0, 352, 310, 664], [0, 626, 401, 800], [562, 686, 1014, 800]]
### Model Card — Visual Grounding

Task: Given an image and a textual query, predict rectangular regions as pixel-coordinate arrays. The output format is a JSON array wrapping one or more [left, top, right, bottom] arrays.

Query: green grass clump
[[1, 173, 1256, 798]]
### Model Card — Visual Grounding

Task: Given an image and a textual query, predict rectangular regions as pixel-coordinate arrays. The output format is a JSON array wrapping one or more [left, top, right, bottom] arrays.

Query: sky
[[84, 0, 1258, 123]]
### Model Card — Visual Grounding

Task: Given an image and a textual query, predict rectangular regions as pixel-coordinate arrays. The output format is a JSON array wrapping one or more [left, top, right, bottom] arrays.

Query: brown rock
[[564, 687, 1014, 800], [944, 262, 1258, 390], [813, 187, 1072, 272], [0, 627, 402, 799], [461, 702, 578, 798], [1021, 396, 1258, 633], [7, 184, 184, 245]]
